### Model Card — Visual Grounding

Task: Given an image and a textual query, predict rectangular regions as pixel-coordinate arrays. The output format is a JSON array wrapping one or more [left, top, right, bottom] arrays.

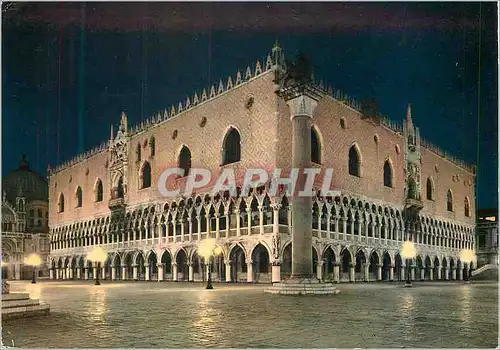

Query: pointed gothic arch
[[311, 126, 321, 164], [75, 186, 83, 208], [426, 177, 434, 200], [447, 189, 453, 212], [95, 178, 103, 202], [178, 145, 192, 177], [58, 193, 65, 213], [348, 144, 361, 177], [383, 159, 393, 188], [140, 161, 152, 189], [222, 127, 241, 165]]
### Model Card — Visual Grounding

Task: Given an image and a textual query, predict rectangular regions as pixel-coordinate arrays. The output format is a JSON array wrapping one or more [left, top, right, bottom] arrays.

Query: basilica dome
[[2, 154, 48, 204]]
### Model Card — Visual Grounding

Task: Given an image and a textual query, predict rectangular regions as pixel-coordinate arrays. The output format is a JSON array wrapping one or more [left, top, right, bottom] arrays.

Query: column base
[[265, 278, 340, 295], [404, 281, 413, 288]]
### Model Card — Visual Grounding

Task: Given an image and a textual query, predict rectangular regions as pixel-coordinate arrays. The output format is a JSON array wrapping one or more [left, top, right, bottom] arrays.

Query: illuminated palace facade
[[48, 44, 476, 283]]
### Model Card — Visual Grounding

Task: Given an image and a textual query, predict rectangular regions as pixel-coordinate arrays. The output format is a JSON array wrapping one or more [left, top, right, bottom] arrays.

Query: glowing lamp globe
[[24, 253, 42, 267], [198, 239, 217, 261], [87, 246, 107, 264], [401, 241, 416, 260]]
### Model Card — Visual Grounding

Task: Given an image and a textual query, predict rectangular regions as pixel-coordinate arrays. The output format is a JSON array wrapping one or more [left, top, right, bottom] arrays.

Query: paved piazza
[[3, 280, 498, 348]]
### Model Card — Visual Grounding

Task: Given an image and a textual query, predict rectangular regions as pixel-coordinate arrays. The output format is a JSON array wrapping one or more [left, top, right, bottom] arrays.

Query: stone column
[[437, 267, 442, 280], [55, 268, 59, 279], [77, 268, 81, 279], [272, 262, 281, 283], [157, 264, 164, 282], [430, 268, 434, 281], [420, 268, 425, 281], [145, 265, 150, 281], [284, 92, 320, 279], [172, 263, 178, 282], [377, 264, 382, 281], [93, 267, 97, 280], [410, 267, 415, 281], [445, 267, 450, 280], [451, 268, 457, 280], [49, 268, 54, 280], [247, 261, 253, 283], [333, 263, 340, 283], [225, 261, 232, 282], [84, 268, 89, 280], [101, 266, 106, 280], [121, 265, 127, 280], [188, 263, 194, 282], [363, 264, 369, 282], [133, 265, 138, 280], [69, 268, 73, 279], [111, 266, 117, 280], [458, 267, 463, 280], [349, 264, 355, 282], [389, 265, 394, 281], [316, 261, 323, 281]]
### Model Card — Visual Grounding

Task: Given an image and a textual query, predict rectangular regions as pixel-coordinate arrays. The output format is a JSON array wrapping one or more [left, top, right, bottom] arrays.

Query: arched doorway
[[78, 257, 85, 279], [382, 252, 391, 281], [124, 253, 133, 280], [230, 245, 247, 282], [355, 250, 366, 282], [449, 258, 456, 280], [424, 256, 432, 280], [191, 251, 203, 281], [213, 247, 225, 282], [252, 244, 270, 283], [147, 251, 158, 281], [312, 247, 318, 278], [160, 250, 172, 281], [340, 248, 351, 282], [394, 253, 403, 281], [114, 254, 122, 280], [416, 256, 423, 281], [136, 253, 145, 280], [369, 251, 379, 281], [87, 261, 94, 279], [176, 249, 188, 281], [281, 243, 292, 279], [323, 247, 336, 282]]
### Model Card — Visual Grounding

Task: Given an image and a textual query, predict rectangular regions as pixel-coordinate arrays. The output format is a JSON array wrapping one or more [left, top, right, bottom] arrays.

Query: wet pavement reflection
[[3, 280, 498, 348]]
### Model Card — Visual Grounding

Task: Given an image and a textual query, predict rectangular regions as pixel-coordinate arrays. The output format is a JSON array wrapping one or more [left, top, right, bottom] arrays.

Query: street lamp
[[24, 254, 42, 284], [460, 249, 476, 283], [87, 246, 107, 286], [199, 239, 222, 290], [401, 241, 416, 287]]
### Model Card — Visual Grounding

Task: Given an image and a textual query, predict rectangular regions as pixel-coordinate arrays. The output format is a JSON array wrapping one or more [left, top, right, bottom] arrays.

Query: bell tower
[[108, 112, 129, 218]]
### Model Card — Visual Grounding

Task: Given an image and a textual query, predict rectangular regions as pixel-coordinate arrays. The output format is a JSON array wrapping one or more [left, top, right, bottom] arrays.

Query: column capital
[[157, 263, 163, 269], [272, 260, 281, 266], [282, 90, 321, 119]]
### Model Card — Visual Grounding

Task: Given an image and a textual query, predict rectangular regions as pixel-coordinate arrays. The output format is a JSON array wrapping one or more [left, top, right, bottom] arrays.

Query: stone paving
[[2, 280, 498, 348]]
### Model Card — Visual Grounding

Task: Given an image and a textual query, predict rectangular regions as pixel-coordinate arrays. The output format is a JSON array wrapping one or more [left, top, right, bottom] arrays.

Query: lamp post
[[401, 241, 416, 287], [460, 249, 476, 284], [199, 239, 222, 290], [24, 254, 42, 284], [87, 246, 107, 286]]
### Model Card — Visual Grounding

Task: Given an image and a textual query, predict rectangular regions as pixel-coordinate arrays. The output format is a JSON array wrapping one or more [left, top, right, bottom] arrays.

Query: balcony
[[108, 197, 126, 210], [405, 197, 423, 211]]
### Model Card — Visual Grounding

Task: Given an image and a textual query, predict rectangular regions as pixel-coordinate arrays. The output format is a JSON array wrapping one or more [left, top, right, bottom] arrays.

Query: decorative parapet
[[49, 42, 475, 176], [49, 141, 110, 175]]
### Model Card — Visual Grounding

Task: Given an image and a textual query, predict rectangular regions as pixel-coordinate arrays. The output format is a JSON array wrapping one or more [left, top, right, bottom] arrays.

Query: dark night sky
[[2, 2, 498, 209]]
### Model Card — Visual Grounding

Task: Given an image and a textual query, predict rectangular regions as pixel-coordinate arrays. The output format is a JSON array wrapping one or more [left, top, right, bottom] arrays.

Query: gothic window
[[136, 143, 141, 162], [37, 209, 42, 217], [75, 186, 83, 208], [116, 176, 124, 199], [140, 162, 152, 189], [178, 146, 192, 177], [95, 179, 103, 202], [447, 190, 453, 212], [150, 136, 156, 157], [311, 127, 321, 164], [348, 145, 360, 177], [222, 127, 241, 165], [464, 197, 470, 217], [383, 160, 392, 187], [58, 193, 65, 213], [426, 177, 434, 200], [408, 177, 417, 200]]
